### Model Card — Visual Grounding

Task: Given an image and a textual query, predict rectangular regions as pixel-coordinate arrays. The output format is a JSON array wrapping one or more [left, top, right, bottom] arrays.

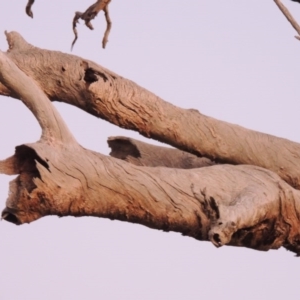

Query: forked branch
[[108, 136, 215, 168], [102, 5, 112, 49], [24, 0, 112, 49], [0, 34, 76, 146], [3, 32, 300, 189], [1, 32, 300, 255], [71, 0, 112, 50]]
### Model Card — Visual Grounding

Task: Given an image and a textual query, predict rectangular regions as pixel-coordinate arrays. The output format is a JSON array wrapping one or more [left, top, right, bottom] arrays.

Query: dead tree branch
[[25, 0, 35, 18], [3, 140, 300, 255], [2, 32, 300, 189], [274, 0, 300, 40], [71, 0, 112, 50], [0, 40, 76, 145], [102, 4, 112, 49], [24, 0, 112, 49], [1, 32, 300, 255]]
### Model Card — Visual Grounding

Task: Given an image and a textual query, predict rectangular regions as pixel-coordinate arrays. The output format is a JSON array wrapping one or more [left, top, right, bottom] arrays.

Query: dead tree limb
[[0, 45, 76, 146], [71, 0, 112, 50], [24, 0, 112, 49], [274, 0, 300, 40], [102, 4, 112, 49], [25, 0, 35, 18], [1, 50, 300, 255], [2, 31, 300, 190]]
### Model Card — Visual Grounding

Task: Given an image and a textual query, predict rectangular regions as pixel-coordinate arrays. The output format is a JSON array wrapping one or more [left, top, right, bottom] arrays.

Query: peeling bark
[[1, 32, 300, 190]]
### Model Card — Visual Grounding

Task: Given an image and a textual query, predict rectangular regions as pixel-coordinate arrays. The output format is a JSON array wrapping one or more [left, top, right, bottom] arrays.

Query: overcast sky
[[1, 1, 300, 299]]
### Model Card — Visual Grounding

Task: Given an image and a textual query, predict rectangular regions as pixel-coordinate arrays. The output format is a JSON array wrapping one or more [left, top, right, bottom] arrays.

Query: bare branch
[[25, 0, 35, 18], [1, 141, 300, 255], [102, 5, 112, 49], [71, 0, 112, 50], [0, 35, 77, 146], [274, 0, 300, 40], [3, 32, 300, 190], [108, 136, 215, 168], [1, 32, 300, 255]]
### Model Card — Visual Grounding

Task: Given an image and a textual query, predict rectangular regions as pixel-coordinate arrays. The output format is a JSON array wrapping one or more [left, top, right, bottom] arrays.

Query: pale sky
[[0, 1, 300, 299]]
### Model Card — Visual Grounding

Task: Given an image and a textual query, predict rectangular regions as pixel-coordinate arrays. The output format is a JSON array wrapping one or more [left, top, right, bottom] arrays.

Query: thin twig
[[25, 0, 35, 18], [102, 5, 112, 48], [274, 0, 300, 40], [71, 12, 82, 51], [71, 0, 112, 50]]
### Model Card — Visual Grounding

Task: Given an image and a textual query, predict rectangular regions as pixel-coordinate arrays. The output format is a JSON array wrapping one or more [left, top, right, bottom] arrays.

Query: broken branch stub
[[1, 44, 300, 255]]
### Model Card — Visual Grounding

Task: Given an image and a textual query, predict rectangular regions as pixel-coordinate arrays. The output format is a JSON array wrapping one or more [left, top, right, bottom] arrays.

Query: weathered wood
[[274, 0, 300, 41], [2, 143, 300, 255], [24, 0, 112, 48], [108, 136, 215, 168], [1, 32, 300, 189], [0, 49, 76, 146], [1, 43, 300, 256], [71, 0, 112, 49]]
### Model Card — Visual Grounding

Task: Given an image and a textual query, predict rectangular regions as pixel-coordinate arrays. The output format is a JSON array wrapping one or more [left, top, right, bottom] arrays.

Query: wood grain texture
[[1, 32, 300, 189], [2, 143, 300, 254], [1, 32, 300, 255]]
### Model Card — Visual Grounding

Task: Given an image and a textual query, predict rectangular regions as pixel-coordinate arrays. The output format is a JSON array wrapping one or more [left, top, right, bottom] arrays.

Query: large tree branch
[[1, 36, 300, 255], [25, 0, 35, 18], [3, 143, 300, 255], [1, 32, 300, 189]]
